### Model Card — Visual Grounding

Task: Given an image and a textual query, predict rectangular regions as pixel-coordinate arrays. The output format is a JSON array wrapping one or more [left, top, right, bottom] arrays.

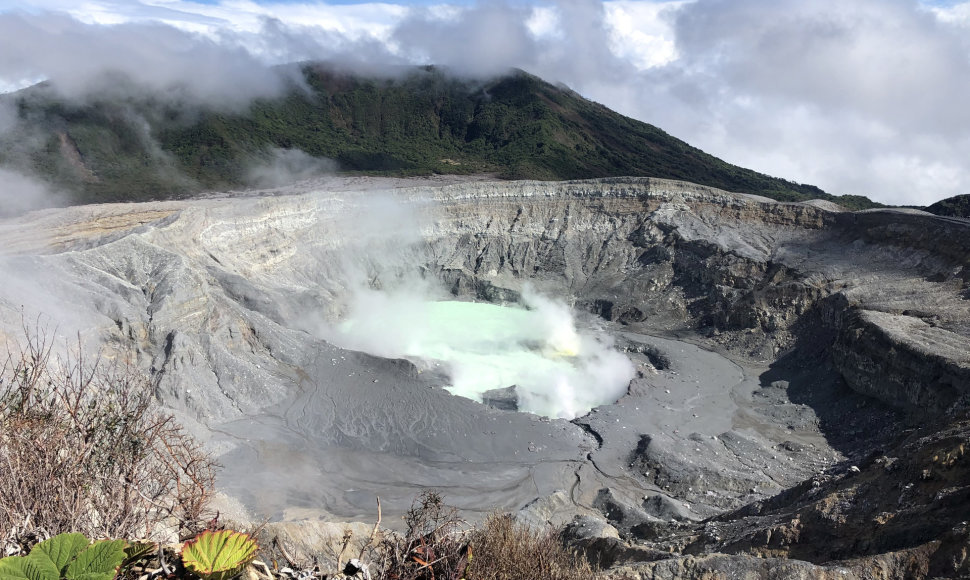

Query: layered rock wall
[[415, 179, 969, 418]]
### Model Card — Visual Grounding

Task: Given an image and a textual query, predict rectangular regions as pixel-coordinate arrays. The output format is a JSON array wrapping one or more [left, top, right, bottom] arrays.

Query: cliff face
[[833, 309, 970, 416], [0, 176, 967, 577], [419, 179, 969, 416], [421, 179, 835, 334]]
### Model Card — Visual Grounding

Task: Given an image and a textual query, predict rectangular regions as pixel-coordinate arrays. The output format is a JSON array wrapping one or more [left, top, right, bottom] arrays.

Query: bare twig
[[158, 544, 172, 576], [358, 497, 382, 560], [273, 536, 300, 569], [336, 529, 353, 574]]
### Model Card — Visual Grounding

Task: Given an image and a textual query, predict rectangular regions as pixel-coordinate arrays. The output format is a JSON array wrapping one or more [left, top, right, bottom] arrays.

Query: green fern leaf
[[181, 531, 258, 580]]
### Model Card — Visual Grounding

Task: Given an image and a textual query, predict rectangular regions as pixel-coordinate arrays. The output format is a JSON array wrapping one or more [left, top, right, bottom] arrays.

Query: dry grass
[[466, 513, 595, 580], [0, 325, 217, 547], [372, 491, 594, 580]]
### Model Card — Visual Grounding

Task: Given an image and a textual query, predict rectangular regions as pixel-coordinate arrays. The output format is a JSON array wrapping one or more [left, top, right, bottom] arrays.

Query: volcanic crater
[[1, 176, 968, 576]]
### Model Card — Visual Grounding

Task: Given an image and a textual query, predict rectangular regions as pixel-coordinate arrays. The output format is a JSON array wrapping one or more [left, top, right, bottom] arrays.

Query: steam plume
[[0, 168, 65, 217], [307, 194, 634, 420], [245, 148, 338, 188]]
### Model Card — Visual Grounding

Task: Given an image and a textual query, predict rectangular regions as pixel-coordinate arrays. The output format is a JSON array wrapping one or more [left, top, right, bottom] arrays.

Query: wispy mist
[[0, 168, 66, 217], [0, 99, 16, 134], [245, 148, 339, 189], [0, 253, 109, 357]]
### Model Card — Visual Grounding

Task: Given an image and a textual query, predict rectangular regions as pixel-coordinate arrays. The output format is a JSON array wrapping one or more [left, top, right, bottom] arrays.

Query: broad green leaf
[[32, 534, 89, 575], [65, 540, 127, 580], [0, 557, 31, 580], [182, 531, 258, 580], [21, 555, 58, 580], [70, 573, 117, 580]]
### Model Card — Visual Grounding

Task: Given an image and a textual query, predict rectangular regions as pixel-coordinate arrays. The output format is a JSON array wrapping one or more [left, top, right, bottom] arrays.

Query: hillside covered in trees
[[0, 64, 880, 209]]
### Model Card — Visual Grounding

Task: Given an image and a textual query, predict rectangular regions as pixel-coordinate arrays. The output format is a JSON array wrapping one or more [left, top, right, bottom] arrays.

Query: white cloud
[[926, 0, 970, 25], [604, 0, 680, 69], [526, 5, 560, 39], [620, 0, 970, 205], [393, 1, 537, 76], [1, 0, 969, 205], [0, 10, 290, 105]]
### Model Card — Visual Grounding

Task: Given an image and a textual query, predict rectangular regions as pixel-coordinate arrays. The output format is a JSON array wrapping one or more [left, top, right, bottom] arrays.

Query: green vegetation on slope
[[0, 65, 880, 209], [926, 194, 970, 218]]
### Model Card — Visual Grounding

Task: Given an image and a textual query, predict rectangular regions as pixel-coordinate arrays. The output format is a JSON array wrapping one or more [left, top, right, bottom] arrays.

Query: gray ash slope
[[0, 176, 968, 577]]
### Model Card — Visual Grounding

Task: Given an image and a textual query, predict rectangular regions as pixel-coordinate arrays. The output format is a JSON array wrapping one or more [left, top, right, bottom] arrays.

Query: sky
[[1, 0, 969, 206]]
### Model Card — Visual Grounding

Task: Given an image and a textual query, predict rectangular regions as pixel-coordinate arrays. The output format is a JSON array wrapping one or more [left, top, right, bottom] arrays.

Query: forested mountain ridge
[[0, 64, 879, 209]]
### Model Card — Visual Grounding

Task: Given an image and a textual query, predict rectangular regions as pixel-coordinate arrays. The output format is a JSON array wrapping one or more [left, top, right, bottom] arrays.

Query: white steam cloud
[[0, 168, 66, 217], [327, 285, 634, 420], [306, 193, 634, 420], [245, 148, 338, 188]]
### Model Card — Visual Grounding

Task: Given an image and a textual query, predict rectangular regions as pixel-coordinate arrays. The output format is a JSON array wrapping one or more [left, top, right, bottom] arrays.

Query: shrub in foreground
[[375, 490, 594, 580], [466, 513, 595, 580], [0, 327, 217, 545]]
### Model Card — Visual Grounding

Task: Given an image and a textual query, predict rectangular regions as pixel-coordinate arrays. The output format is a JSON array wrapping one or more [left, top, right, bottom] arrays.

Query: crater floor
[[209, 325, 838, 524], [1, 176, 967, 576]]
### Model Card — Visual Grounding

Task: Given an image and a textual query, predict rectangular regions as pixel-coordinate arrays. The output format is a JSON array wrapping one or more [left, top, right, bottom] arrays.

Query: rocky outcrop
[[420, 178, 838, 337], [833, 309, 970, 416], [409, 179, 970, 424]]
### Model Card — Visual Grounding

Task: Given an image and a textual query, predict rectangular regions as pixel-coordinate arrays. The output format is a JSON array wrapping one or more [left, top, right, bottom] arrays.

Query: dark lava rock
[[562, 515, 670, 570], [593, 488, 652, 532], [481, 385, 519, 411], [642, 493, 692, 522]]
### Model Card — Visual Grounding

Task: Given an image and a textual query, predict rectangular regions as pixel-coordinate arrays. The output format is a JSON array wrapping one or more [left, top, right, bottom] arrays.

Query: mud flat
[[209, 324, 839, 525]]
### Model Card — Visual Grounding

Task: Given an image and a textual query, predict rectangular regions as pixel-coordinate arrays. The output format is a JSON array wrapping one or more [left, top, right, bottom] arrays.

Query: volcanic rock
[[481, 385, 519, 411]]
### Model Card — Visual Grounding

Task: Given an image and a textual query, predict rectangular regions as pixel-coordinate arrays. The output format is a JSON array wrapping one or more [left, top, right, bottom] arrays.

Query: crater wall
[[1, 177, 968, 546], [2, 177, 967, 422]]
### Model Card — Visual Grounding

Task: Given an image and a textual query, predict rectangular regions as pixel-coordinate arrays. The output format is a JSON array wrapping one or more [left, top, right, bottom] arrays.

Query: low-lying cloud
[[0, 11, 291, 107], [0, 168, 66, 217], [245, 148, 339, 189]]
